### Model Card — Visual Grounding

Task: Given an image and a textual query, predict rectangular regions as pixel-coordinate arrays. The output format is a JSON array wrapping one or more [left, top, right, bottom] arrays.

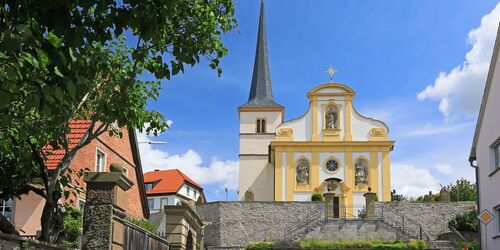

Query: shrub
[[448, 209, 478, 232], [62, 207, 83, 248], [298, 239, 429, 249], [125, 217, 157, 233], [311, 193, 324, 201], [246, 241, 274, 249]]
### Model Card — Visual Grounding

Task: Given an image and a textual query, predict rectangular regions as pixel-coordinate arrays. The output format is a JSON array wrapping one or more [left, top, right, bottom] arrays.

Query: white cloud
[[391, 163, 440, 198], [434, 163, 453, 175], [417, 3, 500, 118], [403, 122, 474, 136], [137, 131, 239, 190]]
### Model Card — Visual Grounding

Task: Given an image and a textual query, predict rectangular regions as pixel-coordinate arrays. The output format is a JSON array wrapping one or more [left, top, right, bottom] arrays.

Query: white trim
[[95, 147, 106, 172]]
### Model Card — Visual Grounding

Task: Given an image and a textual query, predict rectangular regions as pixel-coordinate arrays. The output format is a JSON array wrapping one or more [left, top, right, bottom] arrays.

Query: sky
[[137, 0, 500, 201]]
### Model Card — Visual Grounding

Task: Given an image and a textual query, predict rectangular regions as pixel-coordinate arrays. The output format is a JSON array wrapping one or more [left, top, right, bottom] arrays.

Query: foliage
[[412, 193, 440, 202], [126, 217, 156, 234], [61, 207, 82, 248], [311, 193, 324, 201], [298, 239, 429, 249], [391, 189, 407, 201], [445, 178, 476, 202], [246, 240, 429, 249], [0, 0, 236, 242], [246, 242, 274, 250], [448, 209, 478, 232]]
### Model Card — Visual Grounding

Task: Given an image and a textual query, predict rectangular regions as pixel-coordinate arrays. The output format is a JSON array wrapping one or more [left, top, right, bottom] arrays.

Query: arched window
[[256, 119, 261, 133]]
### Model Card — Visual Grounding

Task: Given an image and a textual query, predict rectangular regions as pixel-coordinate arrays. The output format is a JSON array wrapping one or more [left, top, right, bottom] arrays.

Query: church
[[238, 1, 394, 218]]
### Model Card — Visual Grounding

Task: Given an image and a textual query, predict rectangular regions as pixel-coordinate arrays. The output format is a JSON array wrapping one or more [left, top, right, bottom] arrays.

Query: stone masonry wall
[[197, 202, 325, 248], [0, 232, 69, 250], [374, 201, 476, 239]]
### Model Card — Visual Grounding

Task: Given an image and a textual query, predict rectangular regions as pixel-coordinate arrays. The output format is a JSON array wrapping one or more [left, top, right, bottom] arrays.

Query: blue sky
[[138, 0, 500, 201]]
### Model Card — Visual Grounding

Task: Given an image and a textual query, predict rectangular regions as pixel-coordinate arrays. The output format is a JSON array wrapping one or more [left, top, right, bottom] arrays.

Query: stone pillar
[[323, 192, 336, 220], [440, 188, 450, 202], [81, 172, 133, 250], [165, 202, 204, 250], [364, 188, 377, 219]]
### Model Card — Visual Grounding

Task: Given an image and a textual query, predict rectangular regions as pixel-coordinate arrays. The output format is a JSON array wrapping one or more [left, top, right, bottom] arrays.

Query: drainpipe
[[469, 158, 481, 250]]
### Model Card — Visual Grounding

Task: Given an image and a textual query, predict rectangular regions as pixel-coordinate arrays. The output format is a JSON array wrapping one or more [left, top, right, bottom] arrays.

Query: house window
[[0, 199, 13, 222], [148, 199, 154, 210], [79, 200, 85, 211], [145, 183, 155, 191], [95, 148, 106, 172], [492, 138, 500, 172], [187, 186, 191, 196], [496, 206, 500, 234], [194, 190, 198, 198], [256, 119, 266, 133], [160, 198, 168, 208]]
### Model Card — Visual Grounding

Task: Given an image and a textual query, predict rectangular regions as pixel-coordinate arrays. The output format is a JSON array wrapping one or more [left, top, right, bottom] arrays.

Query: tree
[[446, 178, 476, 202], [0, 0, 236, 242], [390, 189, 407, 202], [448, 209, 478, 232]]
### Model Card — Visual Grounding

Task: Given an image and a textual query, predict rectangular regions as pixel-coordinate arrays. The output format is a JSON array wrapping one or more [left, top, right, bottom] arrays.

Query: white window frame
[[78, 199, 86, 211], [495, 205, 500, 235], [0, 199, 13, 222], [187, 186, 191, 196], [160, 198, 168, 208], [147, 198, 154, 210], [95, 148, 106, 172], [491, 137, 500, 174]]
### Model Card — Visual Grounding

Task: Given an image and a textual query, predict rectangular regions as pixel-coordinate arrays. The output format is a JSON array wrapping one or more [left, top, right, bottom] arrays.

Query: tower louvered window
[[256, 119, 266, 133]]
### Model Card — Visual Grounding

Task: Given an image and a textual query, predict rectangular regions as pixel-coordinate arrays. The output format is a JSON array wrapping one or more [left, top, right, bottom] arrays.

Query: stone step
[[433, 240, 454, 250]]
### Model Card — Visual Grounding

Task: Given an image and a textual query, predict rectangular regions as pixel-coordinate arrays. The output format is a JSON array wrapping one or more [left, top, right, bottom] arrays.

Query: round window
[[326, 159, 339, 172]]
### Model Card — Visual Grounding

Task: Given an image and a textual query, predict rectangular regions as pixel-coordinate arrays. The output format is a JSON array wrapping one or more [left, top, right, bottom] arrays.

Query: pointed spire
[[239, 0, 283, 109]]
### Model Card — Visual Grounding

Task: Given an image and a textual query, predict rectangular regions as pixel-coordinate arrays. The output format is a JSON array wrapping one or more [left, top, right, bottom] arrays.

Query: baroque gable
[[275, 83, 389, 142]]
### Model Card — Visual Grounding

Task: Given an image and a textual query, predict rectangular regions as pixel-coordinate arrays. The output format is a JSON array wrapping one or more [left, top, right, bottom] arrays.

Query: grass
[[246, 239, 430, 249]]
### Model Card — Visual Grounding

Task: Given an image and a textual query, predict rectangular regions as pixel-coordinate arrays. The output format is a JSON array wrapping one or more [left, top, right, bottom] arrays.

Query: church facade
[[238, 1, 394, 218]]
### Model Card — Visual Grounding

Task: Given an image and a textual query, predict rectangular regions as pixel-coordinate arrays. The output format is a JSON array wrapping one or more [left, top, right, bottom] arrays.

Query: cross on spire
[[326, 66, 337, 83]]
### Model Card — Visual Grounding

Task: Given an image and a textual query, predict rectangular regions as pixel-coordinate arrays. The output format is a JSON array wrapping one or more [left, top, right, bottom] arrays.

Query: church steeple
[[239, 0, 282, 109]]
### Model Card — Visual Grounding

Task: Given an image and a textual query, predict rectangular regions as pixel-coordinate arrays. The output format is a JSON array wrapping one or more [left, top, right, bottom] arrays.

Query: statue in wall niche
[[327, 179, 338, 192], [355, 159, 368, 185], [296, 159, 310, 185], [244, 190, 254, 201], [325, 105, 338, 129]]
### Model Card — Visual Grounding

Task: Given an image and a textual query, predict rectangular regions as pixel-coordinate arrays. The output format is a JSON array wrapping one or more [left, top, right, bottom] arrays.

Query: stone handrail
[[379, 203, 437, 249]]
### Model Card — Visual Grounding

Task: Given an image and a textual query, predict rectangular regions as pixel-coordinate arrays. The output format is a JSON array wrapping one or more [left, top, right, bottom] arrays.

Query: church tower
[[238, 0, 283, 201]]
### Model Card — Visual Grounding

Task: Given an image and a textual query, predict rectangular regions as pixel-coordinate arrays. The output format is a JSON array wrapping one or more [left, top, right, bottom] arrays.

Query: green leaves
[[0, 0, 236, 241], [46, 33, 63, 48]]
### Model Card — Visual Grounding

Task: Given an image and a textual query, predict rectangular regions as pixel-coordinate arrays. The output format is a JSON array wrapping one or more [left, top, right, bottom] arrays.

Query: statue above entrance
[[325, 105, 339, 129]]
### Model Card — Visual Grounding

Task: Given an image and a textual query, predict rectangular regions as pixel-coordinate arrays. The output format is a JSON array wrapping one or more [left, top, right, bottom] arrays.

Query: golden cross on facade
[[326, 66, 336, 82]]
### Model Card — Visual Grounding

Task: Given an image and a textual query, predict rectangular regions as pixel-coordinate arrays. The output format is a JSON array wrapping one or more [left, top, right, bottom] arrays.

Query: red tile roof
[[143, 169, 202, 195], [44, 120, 92, 169]]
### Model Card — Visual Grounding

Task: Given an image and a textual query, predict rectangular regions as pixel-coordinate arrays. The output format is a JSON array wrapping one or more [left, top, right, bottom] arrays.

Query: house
[[144, 169, 205, 214], [469, 23, 500, 249], [4, 120, 149, 236]]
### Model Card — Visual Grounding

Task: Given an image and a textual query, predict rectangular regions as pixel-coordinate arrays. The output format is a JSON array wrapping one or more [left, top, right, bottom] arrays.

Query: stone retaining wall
[[197, 201, 325, 248], [374, 201, 476, 239], [0, 232, 69, 250]]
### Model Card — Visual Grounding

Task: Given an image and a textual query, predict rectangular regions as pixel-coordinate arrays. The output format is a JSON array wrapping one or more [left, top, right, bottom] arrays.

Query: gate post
[[81, 172, 133, 250], [363, 188, 377, 219]]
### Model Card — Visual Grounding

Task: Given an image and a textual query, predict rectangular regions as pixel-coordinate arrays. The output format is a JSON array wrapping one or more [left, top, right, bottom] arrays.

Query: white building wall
[[239, 110, 281, 201], [476, 46, 500, 249]]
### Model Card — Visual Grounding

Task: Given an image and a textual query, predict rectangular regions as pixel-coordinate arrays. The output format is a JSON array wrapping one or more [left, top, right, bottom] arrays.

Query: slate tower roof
[[239, 0, 283, 109]]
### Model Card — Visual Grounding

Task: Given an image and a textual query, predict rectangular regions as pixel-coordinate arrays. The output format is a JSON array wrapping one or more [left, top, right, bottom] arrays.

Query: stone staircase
[[304, 219, 409, 242], [433, 240, 454, 250]]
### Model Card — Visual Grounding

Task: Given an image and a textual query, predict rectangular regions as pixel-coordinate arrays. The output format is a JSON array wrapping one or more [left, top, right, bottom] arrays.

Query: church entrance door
[[333, 196, 340, 218]]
